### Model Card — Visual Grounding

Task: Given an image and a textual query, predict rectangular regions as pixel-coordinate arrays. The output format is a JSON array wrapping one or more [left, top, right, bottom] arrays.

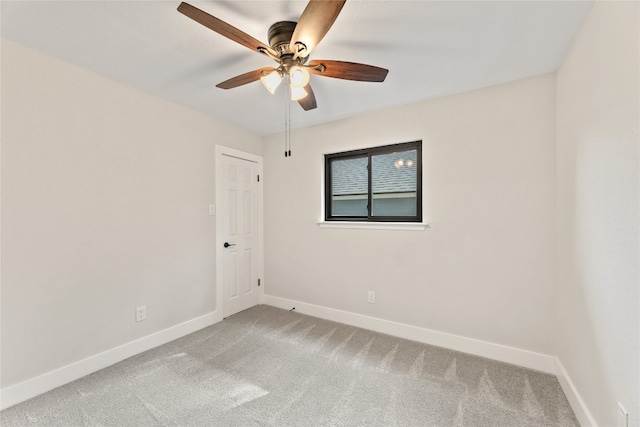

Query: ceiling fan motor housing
[[268, 21, 301, 57]]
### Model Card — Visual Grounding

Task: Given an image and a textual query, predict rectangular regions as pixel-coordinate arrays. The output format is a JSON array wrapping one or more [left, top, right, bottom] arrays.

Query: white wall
[[555, 1, 639, 426], [263, 74, 557, 358], [1, 39, 262, 389]]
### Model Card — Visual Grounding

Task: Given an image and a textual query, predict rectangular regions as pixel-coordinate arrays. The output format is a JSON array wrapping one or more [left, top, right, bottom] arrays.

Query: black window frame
[[324, 140, 423, 222]]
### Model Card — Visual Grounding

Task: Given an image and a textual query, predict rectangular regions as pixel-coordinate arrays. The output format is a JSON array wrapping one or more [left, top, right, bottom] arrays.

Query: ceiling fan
[[177, 0, 389, 111]]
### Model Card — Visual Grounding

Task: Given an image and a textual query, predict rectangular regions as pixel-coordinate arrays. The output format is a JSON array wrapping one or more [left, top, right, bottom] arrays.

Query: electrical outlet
[[368, 291, 376, 304], [618, 403, 628, 427], [208, 204, 216, 216], [136, 305, 146, 322]]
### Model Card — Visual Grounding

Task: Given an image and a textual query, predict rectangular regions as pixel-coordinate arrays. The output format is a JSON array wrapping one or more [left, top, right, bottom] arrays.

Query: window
[[325, 141, 422, 222]]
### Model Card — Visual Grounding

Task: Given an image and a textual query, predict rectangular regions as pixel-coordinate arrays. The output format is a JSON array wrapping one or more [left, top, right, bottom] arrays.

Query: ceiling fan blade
[[298, 83, 317, 111], [178, 2, 278, 58], [308, 60, 388, 82], [216, 67, 276, 90], [290, 0, 346, 58]]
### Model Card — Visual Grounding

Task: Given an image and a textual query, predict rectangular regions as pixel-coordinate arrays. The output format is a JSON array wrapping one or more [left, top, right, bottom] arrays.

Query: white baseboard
[[4, 301, 589, 422], [262, 294, 556, 374], [555, 358, 597, 427], [0, 311, 221, 410]]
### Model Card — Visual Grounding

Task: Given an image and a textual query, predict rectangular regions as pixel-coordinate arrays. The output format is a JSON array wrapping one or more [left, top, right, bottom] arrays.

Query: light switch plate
[[208, 204, 216, 216]]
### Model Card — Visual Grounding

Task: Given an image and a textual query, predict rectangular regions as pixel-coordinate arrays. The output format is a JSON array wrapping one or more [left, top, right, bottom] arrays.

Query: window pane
[[371, 149, 417, 217], [325, 141, 421, 222], [331, 156, 368, 217]]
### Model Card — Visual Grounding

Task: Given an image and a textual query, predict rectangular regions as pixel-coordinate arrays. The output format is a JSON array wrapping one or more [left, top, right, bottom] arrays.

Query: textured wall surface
[[1, 39, 262, 387], [263, 74, 557, 357], [555, 2, 640, 426]]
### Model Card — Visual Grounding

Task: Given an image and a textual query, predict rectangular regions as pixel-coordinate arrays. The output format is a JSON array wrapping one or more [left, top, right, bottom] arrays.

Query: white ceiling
[[1, 0, 593, 136]]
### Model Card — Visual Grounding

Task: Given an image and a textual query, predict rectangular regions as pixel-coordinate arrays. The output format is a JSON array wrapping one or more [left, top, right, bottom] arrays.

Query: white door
[[219, 153, 260, 317]]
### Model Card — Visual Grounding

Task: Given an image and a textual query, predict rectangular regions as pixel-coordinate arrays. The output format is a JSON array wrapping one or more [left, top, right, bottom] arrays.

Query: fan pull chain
[[284, 77, 292, 158]]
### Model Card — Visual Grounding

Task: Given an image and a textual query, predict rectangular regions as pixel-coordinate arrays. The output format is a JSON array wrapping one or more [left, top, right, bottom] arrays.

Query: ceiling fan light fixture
[[179, 1, 388, 116], [290, 86, 308, 101], [261, 69, 282, 94], [289, 66, 310, 88]]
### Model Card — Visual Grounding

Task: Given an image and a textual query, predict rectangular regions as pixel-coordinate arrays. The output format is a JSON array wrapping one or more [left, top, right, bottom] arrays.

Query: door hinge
[[258, 279, 261, 287], [257, 174, 260, 182]]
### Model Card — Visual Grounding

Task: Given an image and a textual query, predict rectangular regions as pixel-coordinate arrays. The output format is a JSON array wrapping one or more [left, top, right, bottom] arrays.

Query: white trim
[[0, 312, 219, 410], [217, 146, 263, 164], [317, 221, 428, 231], [555, 358, 597, 427], [262, 294, 555, 373], [215, 145, 265, 316]]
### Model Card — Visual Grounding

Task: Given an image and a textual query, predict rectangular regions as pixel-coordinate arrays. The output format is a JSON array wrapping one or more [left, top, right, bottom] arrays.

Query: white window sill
[[317, 221, 429, 231]]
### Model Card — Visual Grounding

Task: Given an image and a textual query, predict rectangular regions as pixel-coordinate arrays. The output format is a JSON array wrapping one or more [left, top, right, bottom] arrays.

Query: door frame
[[215, 145, 264, 320]]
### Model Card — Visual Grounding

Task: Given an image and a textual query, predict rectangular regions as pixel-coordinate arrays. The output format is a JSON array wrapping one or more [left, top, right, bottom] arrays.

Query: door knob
[[224, 242, 235, 248]]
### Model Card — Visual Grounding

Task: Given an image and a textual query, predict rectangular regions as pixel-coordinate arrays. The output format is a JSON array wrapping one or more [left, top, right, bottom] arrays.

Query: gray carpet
[[1, 305, 578, 426]]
